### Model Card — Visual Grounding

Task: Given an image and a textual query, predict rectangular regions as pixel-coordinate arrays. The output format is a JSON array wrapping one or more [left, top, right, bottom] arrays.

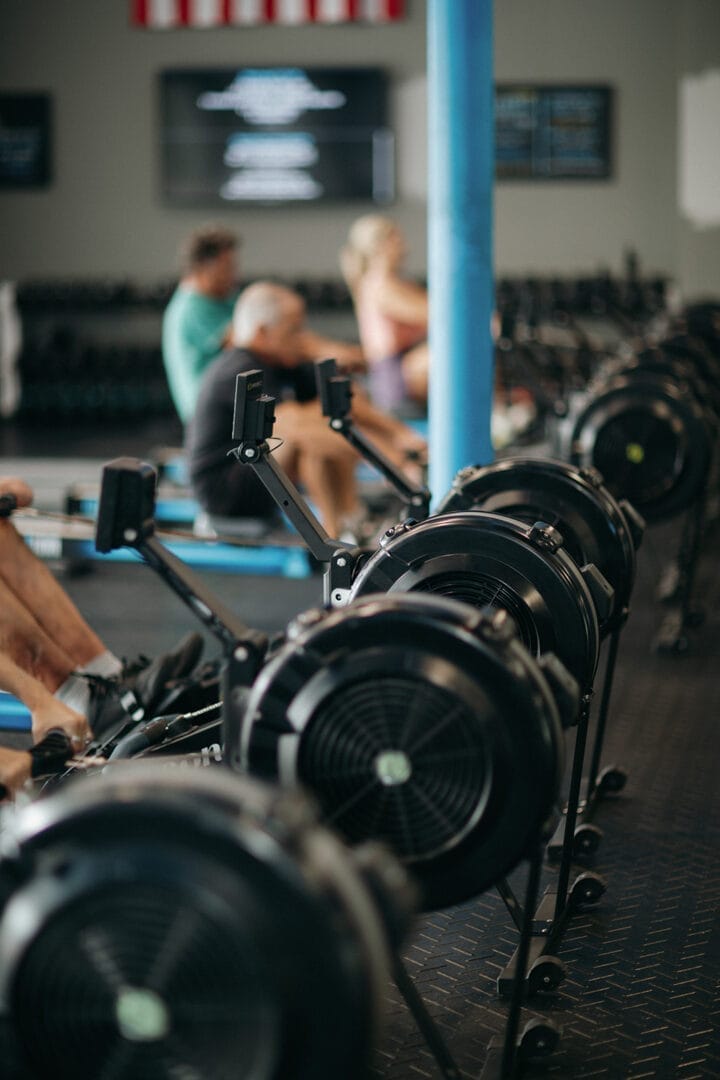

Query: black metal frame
[[495, 694, 606, 1000], [95, 457, 267, 752], [391, 840, 559, 1080], [546, 619, 628, 860], [230, 370, 367, 605], [315, 358, 431, 519], [653, 491, 708, 654]]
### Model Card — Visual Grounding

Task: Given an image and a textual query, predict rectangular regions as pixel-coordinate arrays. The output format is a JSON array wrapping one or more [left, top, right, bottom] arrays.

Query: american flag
[[132, 0, 404, 27]]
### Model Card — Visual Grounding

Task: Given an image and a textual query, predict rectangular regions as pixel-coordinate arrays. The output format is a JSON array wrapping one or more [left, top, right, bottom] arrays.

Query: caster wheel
[[597, 765, 627, 795], [518, 1018, 561, 1062], [656, 562, 679, 602], [654, 612, 689, 655], [573, 823, 603, 858], [569, 871, 606, 907], [655, 632, 688, 655], [527, 954, 565, 995]]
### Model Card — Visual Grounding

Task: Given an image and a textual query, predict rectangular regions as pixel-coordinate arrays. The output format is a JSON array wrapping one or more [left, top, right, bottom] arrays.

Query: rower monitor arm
[[230, 371, 363, 606], [95, 457, 267, 747], [316, 358, 431, 521]]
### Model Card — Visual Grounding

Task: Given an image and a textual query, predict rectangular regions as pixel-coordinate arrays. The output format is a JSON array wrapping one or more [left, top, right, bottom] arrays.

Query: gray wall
[[676, 0, 720, 298], [0, 0, 717, 296], [494, 0, 678, 282]]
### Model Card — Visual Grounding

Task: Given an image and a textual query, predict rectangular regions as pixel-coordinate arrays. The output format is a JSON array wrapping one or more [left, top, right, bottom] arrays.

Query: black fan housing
[[239, 593, 574, 910], [565, 371, 713, 521], [0, 768, 411, 1080], [347, 512, 609, 695], [437, 457, 644, 629]]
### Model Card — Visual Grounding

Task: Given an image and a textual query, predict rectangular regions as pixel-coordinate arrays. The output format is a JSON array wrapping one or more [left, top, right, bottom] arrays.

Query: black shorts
[[191, 463, 278, 520]]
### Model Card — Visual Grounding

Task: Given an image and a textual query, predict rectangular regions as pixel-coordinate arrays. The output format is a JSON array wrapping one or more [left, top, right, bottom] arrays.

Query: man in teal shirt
[[162, 226, 239, 423]]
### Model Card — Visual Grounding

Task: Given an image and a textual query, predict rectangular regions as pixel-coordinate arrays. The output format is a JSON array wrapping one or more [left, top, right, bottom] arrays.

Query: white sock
[[55, 674, 92, 717], [76, 651, 122, 679], [54, 652, 122, 718]]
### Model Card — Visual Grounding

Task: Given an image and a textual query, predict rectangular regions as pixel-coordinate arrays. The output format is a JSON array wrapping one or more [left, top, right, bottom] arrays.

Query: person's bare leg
[[0, 745, 32, 798], [347, 391, 427, 491], [323, 453, 361, 518], [274, 401, 361, 535], [295, 451, 345, 537], [293, 441, 361, 538], [0, 575, 76, 692], [0, 652, 88, 745], [0, 520, 105, 668], [401, 343, 429, 404]]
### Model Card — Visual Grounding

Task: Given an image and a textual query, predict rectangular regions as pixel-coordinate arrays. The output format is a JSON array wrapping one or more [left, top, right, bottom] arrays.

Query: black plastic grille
[[416, 571, 540, 654], [299, 675, 488, 862], [593, 410, 681, 506], [12, 881, 275, 1080]]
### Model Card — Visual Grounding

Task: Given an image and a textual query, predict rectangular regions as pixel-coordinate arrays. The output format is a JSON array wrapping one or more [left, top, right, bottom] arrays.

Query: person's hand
[[301, 331, 366, 372], [392, 426, 428, 463], [0, 477, 33, 508], [0, 746, 32, 800], [32, 698, 90, 751], [332, 344, 367, 373]]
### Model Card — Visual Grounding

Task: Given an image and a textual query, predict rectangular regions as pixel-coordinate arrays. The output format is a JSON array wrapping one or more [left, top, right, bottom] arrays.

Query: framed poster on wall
[[0, 94, 52, 188], [496, 85, 613, 180]]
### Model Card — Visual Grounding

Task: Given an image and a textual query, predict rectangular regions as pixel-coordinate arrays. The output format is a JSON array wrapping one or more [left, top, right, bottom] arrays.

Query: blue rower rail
[[19, 532, 312, 579], [0, 693, 31, 732], [72, 495, 199, 525], [78, 539, 311, 577]]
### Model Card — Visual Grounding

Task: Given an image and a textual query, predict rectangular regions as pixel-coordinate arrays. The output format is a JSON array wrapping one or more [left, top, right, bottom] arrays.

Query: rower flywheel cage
[[238, 593, 575, 911], [348, 512, 610, 695], [0, 768, 414, 1080], [564, 372, 713, 521], [438, 458, 644, 629]]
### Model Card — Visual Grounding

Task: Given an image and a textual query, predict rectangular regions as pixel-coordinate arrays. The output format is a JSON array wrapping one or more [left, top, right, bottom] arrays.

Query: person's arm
[[300, 329, 366, 372], [349, 388, 427, 457], [0, 654, 88, 746], [0, 745, 31, 799], [372, 273, 429, 327]]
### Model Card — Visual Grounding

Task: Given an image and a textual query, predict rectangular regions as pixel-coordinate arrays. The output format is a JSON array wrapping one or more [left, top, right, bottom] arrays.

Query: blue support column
[[427, 0, 495, 505]]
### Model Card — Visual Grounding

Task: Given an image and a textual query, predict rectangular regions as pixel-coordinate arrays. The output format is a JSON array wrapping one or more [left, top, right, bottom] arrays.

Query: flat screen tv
[[160, 66, 394, 206], [0, 94, 52, 188], [495, 85, 612, 180]]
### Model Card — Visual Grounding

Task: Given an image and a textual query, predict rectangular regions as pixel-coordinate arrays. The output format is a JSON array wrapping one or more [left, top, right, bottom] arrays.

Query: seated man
[[186, 282, 426, 540], [162, 225, 365, 424], [0, 477, 203, 795]]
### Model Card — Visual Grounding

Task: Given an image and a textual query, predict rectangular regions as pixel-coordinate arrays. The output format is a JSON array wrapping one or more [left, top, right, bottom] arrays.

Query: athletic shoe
[[119, 632, 205, 708], [87, 632, 204, 739]]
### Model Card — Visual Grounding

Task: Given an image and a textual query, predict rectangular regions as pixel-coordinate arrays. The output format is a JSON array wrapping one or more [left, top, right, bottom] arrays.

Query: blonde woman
[[340, 215, 429, 411]]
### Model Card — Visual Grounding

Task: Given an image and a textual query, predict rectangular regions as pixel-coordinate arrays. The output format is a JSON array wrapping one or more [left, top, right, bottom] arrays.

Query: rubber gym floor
[[1, 445, 719, 1078]]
